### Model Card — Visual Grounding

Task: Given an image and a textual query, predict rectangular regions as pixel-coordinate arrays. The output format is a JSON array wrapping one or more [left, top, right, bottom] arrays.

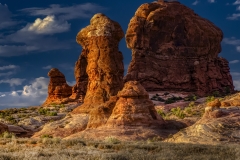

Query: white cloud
[[237, 46, 240, 52], [42, 65, 52, 69], [233, 80, 240, 90], [231, 72, 240, 76], [233, 0, 240, 5], [223, 37, 240, 52], [237, 6, 240, 10], [20, 3, 105, 20], [67, 81, 76, 86], [223, 37, 240, 45], [229, 60, 239, 64], [23, 15, 70, 34], [208, 0, 215, 3], [227, 13, 240, 20], [0, 71, 14, 77], [0, 65, 18, 70], [192, 0, 199, 5], [0, 77, 49, 108], [0, 78, 25, 86]]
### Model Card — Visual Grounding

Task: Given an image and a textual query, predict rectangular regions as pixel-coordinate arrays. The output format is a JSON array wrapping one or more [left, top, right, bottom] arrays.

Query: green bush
[[38, 108, 57, 116], [157, 109, 166, 118], [0, 131, 15, 139], [40, 134, 53, 139], [165, 96, 182, 104], [206, 96, 215, 103], [47, 112, 57, 116], [171, 107, 185, 119], [212, 91, 220, 97], [184, 95, 197, 101]]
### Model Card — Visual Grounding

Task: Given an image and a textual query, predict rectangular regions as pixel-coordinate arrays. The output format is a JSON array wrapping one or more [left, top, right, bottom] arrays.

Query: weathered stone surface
[[72, 13, 124, 114], [220, 93, 240, 107], [124, 1, 234, 96], [43, 68, 72, 106], [0, 123, 8, 134], [166, 106, 240, 144], [69, 52, 88, 103], [106, 81, 164, 127]]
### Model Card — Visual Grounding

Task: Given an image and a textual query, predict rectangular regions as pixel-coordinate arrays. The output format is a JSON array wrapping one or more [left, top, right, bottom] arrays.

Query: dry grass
[[0, 137, 238, 160]]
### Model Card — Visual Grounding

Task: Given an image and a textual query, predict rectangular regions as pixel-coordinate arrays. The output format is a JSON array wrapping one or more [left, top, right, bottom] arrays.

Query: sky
[[0, 0, 240, 109]]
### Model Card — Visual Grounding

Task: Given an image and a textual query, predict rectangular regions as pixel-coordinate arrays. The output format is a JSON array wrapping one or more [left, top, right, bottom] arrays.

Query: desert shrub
[[38, 108, 57, 116], [212, 91, 220, 97], [184, 94, 197, 101], [157, 109, 166, 118], [224, 86, 231, 95], [0, 131, 15, 139], [165, 96, 182, 104], [38, 108, 49, 115], [184, 107, 192, 115], [171, 107, 185, 119], [5, 116, 17, 124], [40, 134, 53, 139], [206, 96, 215, 103], [105, 136, 120, 144], [59, 104, 65, 108], [46, 112, 57, 116], [157, 97, 165, 102]]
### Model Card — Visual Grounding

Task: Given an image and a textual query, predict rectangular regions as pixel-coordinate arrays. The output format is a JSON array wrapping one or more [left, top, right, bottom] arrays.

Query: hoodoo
[[43, 68, 72, 106], [72, 13, 125, 114]]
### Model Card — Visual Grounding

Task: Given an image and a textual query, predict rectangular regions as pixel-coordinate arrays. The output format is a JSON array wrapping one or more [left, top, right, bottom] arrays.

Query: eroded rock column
[[43, 68, 72, 106], [72, 13, 124, 114]]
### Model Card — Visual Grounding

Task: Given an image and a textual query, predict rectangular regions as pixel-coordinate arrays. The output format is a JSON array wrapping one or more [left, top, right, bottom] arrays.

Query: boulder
[[42, 68, 72, 106], [124, 1, 234, 96], [0, 123, 8, 134]]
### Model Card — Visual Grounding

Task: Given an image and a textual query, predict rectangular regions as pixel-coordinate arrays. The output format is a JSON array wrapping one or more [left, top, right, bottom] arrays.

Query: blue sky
[[0, 0, 240, 108]]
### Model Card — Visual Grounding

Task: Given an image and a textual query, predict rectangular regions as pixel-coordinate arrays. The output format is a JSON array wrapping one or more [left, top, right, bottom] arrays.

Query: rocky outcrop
[[0, 123, 8, 134], [124, 1, 234, 96], [166, 105, 240, 144], [43, 68, 72, 106], [72, 13, 124, 114], [106, 81, 164, 127], [220, 93, 240, 107]]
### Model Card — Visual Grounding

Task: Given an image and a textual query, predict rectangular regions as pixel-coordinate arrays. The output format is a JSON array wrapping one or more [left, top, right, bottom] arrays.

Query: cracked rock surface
[[124, 1, 234, 96]]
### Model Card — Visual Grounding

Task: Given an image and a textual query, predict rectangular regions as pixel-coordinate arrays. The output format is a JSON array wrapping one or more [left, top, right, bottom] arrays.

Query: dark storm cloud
[[0, 4, 18, 29], [20, 3, 105, 20]]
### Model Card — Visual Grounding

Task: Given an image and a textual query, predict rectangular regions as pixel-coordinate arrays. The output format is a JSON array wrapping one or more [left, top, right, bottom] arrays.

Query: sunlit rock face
[[43, 68, 72, 106], [72, 13, 125, 114], [124, 1, 234, 96]]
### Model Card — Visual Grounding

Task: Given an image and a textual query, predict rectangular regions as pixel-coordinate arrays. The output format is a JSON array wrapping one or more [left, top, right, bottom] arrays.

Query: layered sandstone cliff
[[42, 68, 72, 106], [124, 1, 234, 96]]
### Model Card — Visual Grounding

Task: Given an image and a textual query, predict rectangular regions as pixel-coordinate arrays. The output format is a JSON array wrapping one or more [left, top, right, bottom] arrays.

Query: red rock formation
[[106, 81, 164, 127], [72, 13, 124, 114], [43, 68, 72, 106], [0, 123, 8, 134], [124, 1, 234, 96], [69, 52, 88, 103]]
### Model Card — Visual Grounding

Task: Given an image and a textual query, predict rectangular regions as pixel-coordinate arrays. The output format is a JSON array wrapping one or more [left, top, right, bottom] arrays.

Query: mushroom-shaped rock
[[106, 81, 165, 127], [42, 68, 72, 106], [124, 1, 234, 96], [72, 13, 124, 114]]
